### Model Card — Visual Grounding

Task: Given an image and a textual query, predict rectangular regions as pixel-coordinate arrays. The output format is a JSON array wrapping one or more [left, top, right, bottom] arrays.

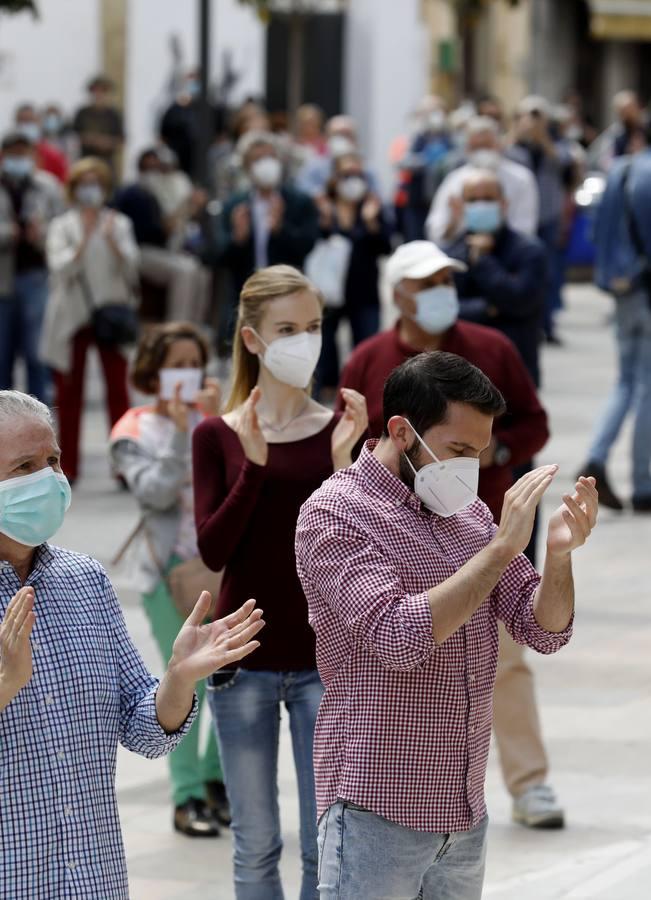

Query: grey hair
[[0, 390, 54, 429], [235, 129, 278, 163], [465, 116, 499, 138]]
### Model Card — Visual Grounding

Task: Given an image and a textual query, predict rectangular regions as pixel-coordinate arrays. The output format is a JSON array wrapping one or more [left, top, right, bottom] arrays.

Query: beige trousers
[[492, 622, 548, 797]]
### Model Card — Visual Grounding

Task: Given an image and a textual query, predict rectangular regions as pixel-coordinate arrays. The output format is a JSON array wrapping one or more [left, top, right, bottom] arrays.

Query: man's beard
[[398, 443, 420, 490]]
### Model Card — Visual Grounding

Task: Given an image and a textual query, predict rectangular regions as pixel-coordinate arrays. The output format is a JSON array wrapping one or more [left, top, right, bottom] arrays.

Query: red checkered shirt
[[295, 441, 573, 833]]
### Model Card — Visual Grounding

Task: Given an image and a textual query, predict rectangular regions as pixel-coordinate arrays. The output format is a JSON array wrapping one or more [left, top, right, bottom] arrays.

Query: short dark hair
[[131, 322, 210, 394], [2, 131, 33, 151], [382, 351, 506, 437], [88, 74, 114, 92], [137, 147, 161, 171]]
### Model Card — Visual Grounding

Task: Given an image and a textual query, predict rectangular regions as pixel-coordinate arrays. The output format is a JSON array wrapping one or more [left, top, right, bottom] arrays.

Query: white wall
[[0, 0, 100, 132], [125, 0, 265, 174], [345, 0, 430, 196]]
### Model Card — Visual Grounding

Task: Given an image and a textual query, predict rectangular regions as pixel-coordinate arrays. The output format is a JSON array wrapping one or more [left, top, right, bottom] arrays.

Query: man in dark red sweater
[[337, 240, 564, 830]]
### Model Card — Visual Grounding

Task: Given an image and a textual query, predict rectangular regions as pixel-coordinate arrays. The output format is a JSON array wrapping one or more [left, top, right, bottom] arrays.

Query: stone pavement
[[53, 283, 651, 899]]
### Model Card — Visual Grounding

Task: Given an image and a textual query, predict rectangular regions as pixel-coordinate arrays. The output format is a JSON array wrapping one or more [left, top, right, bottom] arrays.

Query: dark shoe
[[173, 798, 220, 837], [632, 496, 651, 512], [578, 462, 624, 511], [205, 780, 232, 827]]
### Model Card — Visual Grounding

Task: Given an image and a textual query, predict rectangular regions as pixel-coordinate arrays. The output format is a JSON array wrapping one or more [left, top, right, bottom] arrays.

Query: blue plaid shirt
[[0, 544, 198, 899]]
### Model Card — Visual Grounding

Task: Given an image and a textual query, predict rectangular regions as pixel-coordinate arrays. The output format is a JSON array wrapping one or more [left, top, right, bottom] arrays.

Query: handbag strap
[[111, 515, 168, 585]]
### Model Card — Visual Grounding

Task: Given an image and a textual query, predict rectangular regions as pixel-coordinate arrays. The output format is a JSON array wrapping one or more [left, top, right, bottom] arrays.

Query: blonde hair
[[66, 156, 112, 203], [226, 265, 323, 412]]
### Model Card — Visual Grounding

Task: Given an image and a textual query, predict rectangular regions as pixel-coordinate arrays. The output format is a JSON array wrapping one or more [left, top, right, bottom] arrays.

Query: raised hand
[[268, 193, 285, 233], [495, 465, 558, 559], [331, 388, 368, 470], [361, 194, 382, 227], [168, 382, 190, 433], [0, 587, 36, 709], [195, 377, 222, 418], [231, 203, 251, 244], [169, 594, 265, 684], [234, 386, 268, 466], [547, 476, 598, 558]]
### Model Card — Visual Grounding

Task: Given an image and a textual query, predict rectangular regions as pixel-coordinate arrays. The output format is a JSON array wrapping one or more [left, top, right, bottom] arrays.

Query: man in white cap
[[337, 240, 566, 829]]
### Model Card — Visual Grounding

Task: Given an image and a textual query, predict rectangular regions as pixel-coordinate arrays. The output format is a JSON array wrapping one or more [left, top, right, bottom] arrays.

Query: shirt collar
[[393, 321, 457, 358], [0, 543, 55, 580], [354, 440, 427, 515]]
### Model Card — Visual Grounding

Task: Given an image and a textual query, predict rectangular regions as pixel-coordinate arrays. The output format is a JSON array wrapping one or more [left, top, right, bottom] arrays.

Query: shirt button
[[468, 674, 476, 683], [45, 694, 55, 706], [64, 805, 73, 816], [32, 640, 40, 652], [470, 726, 476, 735], [66, 861, 77, 870], [56, 750, 65, 761]]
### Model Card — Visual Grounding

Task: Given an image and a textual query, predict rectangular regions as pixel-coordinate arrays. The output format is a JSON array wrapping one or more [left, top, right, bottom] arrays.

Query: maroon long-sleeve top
[[192, 414, 341, 671], [337, 321, 549, 521]]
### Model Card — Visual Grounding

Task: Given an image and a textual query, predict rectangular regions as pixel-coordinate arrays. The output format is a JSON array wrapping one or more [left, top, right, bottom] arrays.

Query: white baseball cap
[[386, 241, 467, 286]]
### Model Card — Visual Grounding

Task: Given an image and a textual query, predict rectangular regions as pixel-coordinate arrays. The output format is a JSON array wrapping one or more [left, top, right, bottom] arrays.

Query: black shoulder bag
[[78, 269, 140, 347]]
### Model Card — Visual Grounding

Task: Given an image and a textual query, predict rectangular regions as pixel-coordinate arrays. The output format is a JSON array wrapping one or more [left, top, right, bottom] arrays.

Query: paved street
[[53, 283, 651, 899]]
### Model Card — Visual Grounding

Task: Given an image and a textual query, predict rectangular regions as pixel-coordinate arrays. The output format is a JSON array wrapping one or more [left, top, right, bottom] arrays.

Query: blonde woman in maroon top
[[192, 264, 367, 900]]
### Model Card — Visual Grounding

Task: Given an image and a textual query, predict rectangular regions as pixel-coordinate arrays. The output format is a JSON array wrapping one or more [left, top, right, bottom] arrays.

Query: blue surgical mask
[[408, 284, 459, 334], [0, 467, 71, 547], [464, 200, 502, 234], [2, 156, 34, 180], [17, 122, 41, 144], [185, 79, 200, 98], [43, 113, 62, 135]]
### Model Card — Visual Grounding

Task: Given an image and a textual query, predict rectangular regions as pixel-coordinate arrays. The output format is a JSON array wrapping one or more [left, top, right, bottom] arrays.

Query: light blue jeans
[[207, 668, 323, 900], [587, 289, 651, 499], [317, 802, 488, 900]]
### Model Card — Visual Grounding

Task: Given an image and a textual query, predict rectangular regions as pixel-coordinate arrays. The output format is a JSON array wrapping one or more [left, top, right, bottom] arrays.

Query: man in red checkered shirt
[[296, 352, 598, 899]]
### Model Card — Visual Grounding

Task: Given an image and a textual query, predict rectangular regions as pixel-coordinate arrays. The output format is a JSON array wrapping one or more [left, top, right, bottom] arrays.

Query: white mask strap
[[402, 418, 443, 472]]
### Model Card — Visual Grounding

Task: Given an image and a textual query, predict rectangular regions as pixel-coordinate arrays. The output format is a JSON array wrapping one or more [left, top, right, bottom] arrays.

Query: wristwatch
[[493, 442, 512, 467]]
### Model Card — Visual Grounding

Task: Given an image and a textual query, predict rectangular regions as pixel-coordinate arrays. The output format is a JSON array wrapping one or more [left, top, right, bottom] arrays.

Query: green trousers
[[142, 557, 223, 806]]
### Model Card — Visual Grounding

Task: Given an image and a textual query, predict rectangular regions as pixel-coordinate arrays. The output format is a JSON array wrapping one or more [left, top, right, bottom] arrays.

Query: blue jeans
[[587, 289, 651, 499], [317, 803, 488, 900], [0, 269, 51, 403], [207, 668, 323, 900]]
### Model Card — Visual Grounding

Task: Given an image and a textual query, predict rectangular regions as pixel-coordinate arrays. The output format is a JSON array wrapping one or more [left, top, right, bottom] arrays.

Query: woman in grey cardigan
[[110, 322, 229, 837]]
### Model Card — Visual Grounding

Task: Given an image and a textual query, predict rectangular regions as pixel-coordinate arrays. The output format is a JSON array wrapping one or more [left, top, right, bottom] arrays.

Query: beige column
[[100, 0, 127, 179]]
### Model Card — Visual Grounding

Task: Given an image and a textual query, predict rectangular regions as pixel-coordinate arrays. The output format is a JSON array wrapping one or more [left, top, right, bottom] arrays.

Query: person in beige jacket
[[41, 157, 139, 483]]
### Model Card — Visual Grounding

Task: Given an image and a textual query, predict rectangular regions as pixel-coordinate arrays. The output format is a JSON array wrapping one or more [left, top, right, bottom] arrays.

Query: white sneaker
[[512, 784, 565, 829]]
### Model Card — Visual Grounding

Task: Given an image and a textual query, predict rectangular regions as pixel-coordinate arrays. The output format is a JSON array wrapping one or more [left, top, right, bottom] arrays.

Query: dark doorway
[[265, 12, 345, 117]]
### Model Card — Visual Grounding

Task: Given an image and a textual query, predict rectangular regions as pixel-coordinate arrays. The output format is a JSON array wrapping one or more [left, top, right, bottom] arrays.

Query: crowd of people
[[0, 70, 648, 899]]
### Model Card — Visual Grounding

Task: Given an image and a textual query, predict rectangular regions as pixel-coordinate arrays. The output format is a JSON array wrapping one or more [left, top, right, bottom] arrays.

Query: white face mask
[[405, 284, 459, 334], [250, 156, 283, 190], [328, 135, 356, 158], [337, 176, 367, 203], [467, 149, 501, 171], [255, 330, 322, 389], [402, 420, 479, 517]]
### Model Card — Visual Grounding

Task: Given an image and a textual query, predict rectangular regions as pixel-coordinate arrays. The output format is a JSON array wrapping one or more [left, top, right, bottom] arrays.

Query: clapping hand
[[361, 194, 382, 229], [546, 476, 598, 558], [233, 387, 268, 466], [195, 377, 221, 418], [169, 595, 265, 684], [0, 587, 36, 709], [331, 388, 368, 470]]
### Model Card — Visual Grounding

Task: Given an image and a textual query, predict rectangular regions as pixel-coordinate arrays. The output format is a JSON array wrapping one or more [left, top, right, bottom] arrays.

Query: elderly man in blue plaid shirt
[[0, 390, 265, 899]]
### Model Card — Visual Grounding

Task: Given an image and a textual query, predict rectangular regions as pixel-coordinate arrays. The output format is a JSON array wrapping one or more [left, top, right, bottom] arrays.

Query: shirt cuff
[[147, 686, 199, 748], [522, 592, 573, 654]]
